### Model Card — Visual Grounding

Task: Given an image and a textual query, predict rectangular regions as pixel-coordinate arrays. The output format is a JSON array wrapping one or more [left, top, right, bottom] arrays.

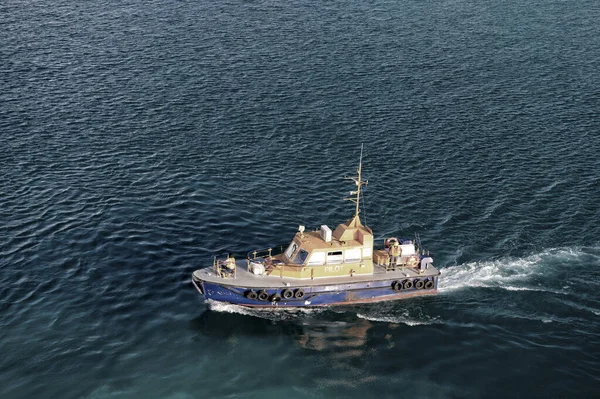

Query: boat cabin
[[264, 215, 374, 279]]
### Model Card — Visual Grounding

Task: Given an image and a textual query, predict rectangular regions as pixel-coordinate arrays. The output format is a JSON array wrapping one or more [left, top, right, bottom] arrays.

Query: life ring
[[271, 293, 282, 302], [402, 279, 413, 290], [415, 280, 425, 289], [294, 288, 305, 299], [246, 290, 258, 300], [391, 281, 402, 292], [425, 280, 434, 289], [257, 290, 269, 301], [407, 255, 420, 268], [282, 288, 294, 299]]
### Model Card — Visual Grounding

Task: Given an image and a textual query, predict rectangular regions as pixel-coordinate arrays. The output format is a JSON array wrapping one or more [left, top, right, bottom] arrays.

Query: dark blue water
[[2, 0, 600, 397]]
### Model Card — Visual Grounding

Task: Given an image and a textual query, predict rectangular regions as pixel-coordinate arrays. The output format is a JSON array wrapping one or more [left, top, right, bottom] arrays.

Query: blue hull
[[192, 276, 438, 307]]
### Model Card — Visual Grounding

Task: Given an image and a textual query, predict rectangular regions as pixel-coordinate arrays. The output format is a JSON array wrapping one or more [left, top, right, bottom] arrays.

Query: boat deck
[[194, 260, 440, 288]]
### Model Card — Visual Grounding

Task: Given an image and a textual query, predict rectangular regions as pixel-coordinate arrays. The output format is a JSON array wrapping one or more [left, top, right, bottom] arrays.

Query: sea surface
[[1, 0, 600, 398]]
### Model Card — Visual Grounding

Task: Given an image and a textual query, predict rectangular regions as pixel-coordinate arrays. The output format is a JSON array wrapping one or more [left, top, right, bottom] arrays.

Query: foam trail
[[207, 300, 326, 320], [503, 286, 567, 295], [356, 312, 443, 326], [438, 247, 587, 293]]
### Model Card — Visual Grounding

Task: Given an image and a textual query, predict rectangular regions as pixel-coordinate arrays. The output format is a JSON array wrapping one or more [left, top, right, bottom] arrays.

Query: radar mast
[[344, 144, 368, 227]]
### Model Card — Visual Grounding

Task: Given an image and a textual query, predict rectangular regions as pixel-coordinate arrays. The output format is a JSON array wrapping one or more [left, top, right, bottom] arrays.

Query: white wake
[[438, 247, 588, 293]]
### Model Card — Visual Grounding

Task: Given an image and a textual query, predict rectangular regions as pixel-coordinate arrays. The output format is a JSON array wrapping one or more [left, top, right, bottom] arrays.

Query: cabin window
[[400, 243, 416, 256], [307, 252, 325, 266], [293, 249, 309, 265], [362, 247, 372, 258], [327, 251, 343, 264], [345, 248, 361, 263], [285, 242, 298, 260]]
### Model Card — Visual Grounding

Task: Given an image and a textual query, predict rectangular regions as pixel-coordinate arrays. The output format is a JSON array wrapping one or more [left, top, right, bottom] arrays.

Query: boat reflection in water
[[189, 307, 374, 357], [295, 318, 372, 357], [188, 307, 434, 391]]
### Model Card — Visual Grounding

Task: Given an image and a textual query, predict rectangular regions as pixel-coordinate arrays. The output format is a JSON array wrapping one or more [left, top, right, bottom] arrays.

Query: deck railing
[[246, 244, 287, 260], [373, 240, 430, 272], [245, 244, 288, 275]]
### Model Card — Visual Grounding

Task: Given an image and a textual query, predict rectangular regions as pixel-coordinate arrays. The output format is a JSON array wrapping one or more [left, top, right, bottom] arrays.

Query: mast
[[344, 144, 368, 227]]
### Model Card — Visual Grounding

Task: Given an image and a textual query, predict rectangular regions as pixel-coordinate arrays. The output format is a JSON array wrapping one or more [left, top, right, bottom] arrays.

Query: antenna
[[344, 144, 368, 224], [361, 181, 368, 228]]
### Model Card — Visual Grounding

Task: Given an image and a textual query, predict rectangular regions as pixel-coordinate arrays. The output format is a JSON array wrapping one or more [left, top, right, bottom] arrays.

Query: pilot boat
[[192, 149, 440, 307]]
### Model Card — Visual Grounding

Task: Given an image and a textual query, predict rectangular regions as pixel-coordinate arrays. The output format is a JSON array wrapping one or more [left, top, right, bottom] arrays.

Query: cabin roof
[[293, 217, 373, 252]]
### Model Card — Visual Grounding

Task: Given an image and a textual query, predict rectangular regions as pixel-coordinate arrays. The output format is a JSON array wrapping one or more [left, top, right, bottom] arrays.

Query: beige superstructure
[[258, 214, 375, 279]]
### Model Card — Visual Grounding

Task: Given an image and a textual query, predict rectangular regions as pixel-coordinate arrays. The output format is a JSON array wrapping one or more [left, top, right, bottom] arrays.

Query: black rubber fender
[[271, 293, 282, 302], [257, 290, 269, 301], [282, 288, 294, 299], [425, 280, 434, 289], [391, 280, 402, 292], [402, 279, 413, 290], [294, 288, 305, 299], [246, 290, 258, 300], [415, 279, 425, 289]]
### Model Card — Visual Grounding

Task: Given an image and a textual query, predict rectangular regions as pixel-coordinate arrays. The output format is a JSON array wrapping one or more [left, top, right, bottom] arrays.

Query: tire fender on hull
[[257, 290, 269, 301]]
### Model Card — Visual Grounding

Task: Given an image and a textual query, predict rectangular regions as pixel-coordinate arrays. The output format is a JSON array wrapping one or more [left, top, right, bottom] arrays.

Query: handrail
[[246, 244, 287, 260]]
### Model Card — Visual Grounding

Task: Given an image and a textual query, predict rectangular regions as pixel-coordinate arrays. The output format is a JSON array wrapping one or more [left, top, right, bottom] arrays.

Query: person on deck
[[225, 254, 236, 276], [389, 241, 401, 266]]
